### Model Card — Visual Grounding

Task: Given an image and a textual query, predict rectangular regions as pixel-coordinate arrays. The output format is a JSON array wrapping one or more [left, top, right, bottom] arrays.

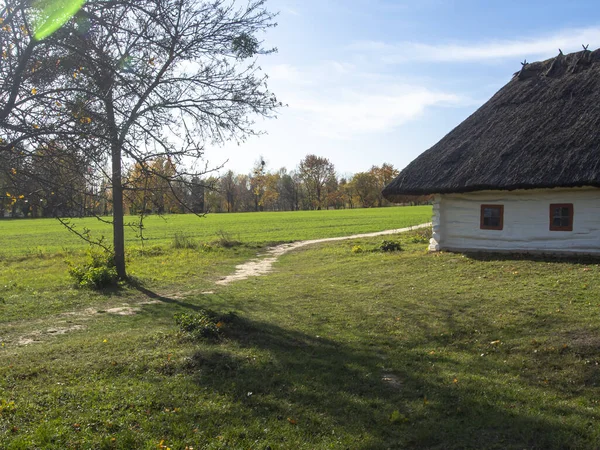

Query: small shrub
[[352, 245, 364, 254], [199, 243, 215, 253], [410, 227, 432, 244], [379, 240, 402, 252], [174, 311, 221, 340], [68, 248, 119, 289], [212, 230, 242, 248], [171, 232, 197, 249]]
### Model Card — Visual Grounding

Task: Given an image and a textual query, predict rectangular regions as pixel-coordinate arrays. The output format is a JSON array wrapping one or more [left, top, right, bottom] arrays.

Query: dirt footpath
[[216, 222, 432, 285]]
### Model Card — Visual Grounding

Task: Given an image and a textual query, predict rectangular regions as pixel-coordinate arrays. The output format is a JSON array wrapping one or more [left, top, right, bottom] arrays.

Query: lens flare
[[33, 0, 85, 41]]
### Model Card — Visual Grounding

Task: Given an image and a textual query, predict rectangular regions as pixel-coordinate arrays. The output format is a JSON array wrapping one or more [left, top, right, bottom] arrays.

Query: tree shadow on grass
[[177, 313, 593, 449], [132, 284, 208, 312], [126, 283, 599, 448]]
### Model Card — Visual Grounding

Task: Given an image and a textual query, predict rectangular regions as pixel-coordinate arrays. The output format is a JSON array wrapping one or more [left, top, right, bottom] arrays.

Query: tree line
[[206, 157, 429, 213], [1, 153, 429, 218]]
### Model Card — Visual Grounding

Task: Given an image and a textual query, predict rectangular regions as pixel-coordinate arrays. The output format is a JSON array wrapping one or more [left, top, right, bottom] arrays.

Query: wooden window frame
[[549, 203, 574, 231], [480, 204, 504, 230]]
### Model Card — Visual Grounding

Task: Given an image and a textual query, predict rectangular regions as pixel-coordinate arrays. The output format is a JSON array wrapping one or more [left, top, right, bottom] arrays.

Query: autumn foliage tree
[[370, 163, 399, 207]]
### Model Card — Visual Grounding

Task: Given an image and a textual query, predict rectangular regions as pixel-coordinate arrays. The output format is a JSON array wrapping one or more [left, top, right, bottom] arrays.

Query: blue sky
[[204, 0, 600, 177]]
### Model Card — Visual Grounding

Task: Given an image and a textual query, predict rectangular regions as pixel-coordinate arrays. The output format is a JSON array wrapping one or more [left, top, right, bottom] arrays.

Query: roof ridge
[[515, 47, 598, 81]]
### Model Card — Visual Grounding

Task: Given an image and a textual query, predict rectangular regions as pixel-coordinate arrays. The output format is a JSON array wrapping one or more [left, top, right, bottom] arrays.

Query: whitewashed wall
[[434, 187, 600, 254]]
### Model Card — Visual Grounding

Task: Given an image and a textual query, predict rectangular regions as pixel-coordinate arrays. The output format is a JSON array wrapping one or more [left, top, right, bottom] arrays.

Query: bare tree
[[1, 0, 280, 278]]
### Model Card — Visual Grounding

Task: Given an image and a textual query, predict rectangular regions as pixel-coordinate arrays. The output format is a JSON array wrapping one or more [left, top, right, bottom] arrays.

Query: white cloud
[[282, 83, 462, 139], [350, 26, 600, 63], [264, 59, 467, 139]]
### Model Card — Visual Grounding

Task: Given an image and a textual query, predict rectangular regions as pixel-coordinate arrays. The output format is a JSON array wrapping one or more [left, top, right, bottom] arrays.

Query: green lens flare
[[33, 0, 85, 41]]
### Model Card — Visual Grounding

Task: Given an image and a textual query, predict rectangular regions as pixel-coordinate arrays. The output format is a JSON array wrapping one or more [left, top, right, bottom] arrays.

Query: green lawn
[[0, 206, 431, 322], [0, 206, 432, 258], [2, 207, 600, 449]]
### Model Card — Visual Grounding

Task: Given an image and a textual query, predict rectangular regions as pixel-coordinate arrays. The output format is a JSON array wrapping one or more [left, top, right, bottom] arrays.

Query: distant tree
[[262, 172, 280, 210], [351, 171, 378, 208], [250, 158, 267, 211], [220, 170, 237, 213], [298, 154, 335, 210], [276, 168, 296, 211], [188, 176, 205, 214], [370, 163, 399, 207], [235, 173, 254, 212], [124, 157, 183, 215], [325, 175, 343, 209], [339, 177, 354, 209], [30, 143, 90, 217], [203, 176, 223, 213]]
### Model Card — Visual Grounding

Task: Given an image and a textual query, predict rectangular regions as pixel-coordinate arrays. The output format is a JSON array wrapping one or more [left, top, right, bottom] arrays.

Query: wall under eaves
[[429, 187, 600, 255]]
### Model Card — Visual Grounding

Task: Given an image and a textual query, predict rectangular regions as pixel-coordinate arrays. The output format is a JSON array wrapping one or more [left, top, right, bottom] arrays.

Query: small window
[[549, 204, 573, 231], [480, 205, 504, 230]]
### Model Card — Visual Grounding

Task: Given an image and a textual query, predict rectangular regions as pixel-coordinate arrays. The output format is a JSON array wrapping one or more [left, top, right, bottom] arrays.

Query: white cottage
[[383, 48, 600, 255]]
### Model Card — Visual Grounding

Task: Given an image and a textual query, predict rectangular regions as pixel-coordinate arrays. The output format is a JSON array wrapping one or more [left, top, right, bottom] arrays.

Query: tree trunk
[[316, 185, 321, 210], [105, 82, 126, 279], [111, 139, 126, 279]]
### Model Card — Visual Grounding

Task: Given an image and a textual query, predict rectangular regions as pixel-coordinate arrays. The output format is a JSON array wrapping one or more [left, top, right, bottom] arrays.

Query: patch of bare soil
[[216, 223, 431, 285], [10, 301, 157, 346], [104, 306, 140, 316], [17, 325, 86, 346]]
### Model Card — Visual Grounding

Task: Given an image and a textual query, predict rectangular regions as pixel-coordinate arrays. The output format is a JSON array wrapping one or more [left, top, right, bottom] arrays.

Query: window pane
[[549, 204, 573, 231], [481, 206, 502, 228]]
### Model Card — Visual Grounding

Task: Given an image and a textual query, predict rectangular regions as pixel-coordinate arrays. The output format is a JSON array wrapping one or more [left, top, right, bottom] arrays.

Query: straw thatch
[[382, 49, 600, 200]]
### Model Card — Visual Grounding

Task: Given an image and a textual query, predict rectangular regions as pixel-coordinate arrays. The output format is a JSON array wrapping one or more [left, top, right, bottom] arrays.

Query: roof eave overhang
[[382, 182, 600, 200]]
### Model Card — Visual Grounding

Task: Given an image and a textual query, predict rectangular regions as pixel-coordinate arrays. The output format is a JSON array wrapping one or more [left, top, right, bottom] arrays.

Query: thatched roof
[[383, 48, 600, 199]]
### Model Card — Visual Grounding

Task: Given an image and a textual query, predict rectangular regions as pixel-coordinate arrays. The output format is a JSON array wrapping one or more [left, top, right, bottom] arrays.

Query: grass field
[[0, 206, 431, 322], [0, 206, 432, 258], [2, 206, 600, 449]]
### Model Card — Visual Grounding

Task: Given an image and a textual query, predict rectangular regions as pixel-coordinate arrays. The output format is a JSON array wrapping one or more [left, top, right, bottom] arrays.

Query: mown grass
[[0, 206, 432, 258], [2, 212, 600, 448], [0, 207, 430, 323]]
